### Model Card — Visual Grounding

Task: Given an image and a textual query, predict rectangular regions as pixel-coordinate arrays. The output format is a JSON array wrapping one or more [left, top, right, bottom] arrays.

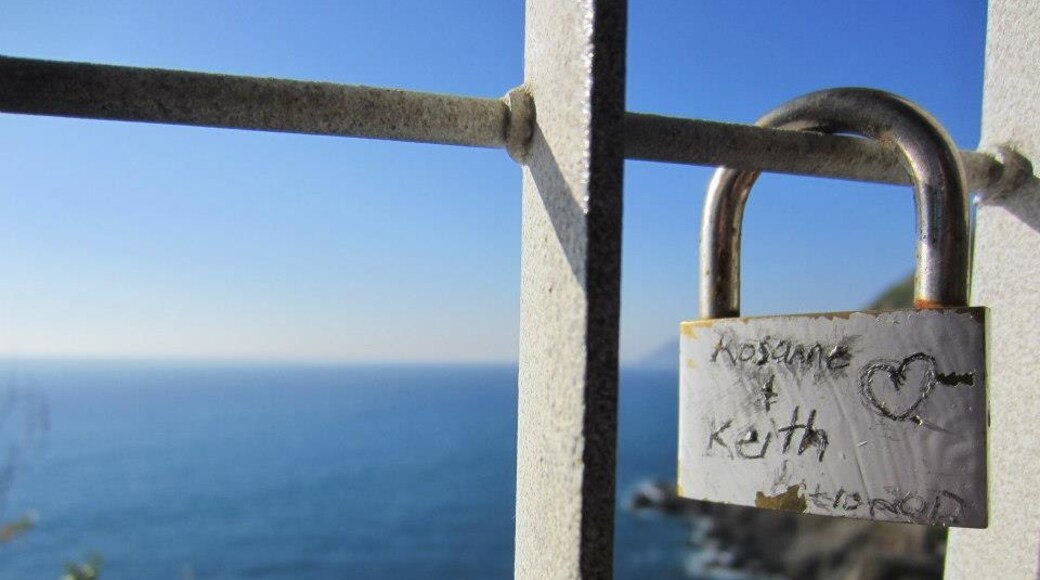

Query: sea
[[0, 362, 693, 579]]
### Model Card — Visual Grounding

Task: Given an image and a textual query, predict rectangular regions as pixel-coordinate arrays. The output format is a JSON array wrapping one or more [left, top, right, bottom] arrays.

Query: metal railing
[[0, 56, 1018, 193]]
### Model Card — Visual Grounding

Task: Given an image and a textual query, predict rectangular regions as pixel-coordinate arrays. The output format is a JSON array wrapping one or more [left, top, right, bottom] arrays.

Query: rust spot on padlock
[[914, 297, 946, 309], [681, 323, 700, 338], [754, 485, 807, 513]]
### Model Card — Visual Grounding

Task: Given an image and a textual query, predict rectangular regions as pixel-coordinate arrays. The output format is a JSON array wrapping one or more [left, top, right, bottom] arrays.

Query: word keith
[[711, 335, 851, 373], [708, 406, 829, 462]]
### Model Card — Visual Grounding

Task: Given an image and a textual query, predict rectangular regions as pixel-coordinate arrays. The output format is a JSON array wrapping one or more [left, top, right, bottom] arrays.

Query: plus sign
[[760, 374, 778, 412]]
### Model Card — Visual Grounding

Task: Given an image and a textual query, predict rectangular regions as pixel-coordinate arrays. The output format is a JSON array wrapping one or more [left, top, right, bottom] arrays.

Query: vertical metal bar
[[945, 0, 1040, 577], [514, 0, 627, 578]]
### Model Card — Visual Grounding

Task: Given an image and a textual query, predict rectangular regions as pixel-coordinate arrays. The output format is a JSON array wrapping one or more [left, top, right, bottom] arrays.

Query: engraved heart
[[859, 353, 937, 422]]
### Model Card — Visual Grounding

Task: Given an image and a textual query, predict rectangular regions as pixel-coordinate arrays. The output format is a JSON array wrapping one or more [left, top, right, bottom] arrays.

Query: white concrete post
[[945, 1, 1040, 577], [513, 1, 627, 578]]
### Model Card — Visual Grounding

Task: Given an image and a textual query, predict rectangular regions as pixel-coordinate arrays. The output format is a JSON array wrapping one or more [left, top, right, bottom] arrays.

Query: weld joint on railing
[[502, 85, 535, 164], [974, 145, 1034, 204]]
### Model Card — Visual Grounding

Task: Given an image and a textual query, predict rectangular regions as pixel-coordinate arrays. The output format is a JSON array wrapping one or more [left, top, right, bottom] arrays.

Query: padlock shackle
[[699, 88, 970, 319]]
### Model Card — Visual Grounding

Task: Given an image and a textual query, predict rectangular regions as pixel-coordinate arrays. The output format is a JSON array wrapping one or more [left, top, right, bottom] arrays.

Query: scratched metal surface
[[678, 308, 987, 528]]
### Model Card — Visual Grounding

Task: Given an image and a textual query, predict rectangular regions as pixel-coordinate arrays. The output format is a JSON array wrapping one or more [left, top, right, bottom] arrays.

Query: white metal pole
[[513, 1, 626, 578], [945, 0, 1040, 577]]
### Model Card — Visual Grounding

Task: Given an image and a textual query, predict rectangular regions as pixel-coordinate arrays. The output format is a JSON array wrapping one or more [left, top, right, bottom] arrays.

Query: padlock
[[677, 88, 987, 528]]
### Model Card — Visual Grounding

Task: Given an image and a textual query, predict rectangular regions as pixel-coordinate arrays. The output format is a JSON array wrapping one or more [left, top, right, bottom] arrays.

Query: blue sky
[[0, 1, 987, 364]]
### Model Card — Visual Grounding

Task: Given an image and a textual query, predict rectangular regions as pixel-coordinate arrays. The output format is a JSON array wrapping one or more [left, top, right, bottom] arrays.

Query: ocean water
[[0, 362, 689, 579]]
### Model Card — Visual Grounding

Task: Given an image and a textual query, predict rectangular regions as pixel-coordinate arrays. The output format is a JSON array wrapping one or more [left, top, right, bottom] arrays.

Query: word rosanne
[[710, 336, 852, 373]]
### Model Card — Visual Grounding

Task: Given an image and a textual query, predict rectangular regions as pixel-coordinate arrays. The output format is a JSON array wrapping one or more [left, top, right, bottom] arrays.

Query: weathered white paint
[[513, 1, 626, 578], [678, 309, 987, 528], [945, 0, 1040, 576]]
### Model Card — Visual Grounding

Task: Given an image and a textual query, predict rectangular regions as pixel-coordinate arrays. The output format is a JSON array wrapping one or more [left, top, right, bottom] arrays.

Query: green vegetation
[[0, 512, 35, 543], [61, 553, 102, 580], [866, 274, 914, 310]]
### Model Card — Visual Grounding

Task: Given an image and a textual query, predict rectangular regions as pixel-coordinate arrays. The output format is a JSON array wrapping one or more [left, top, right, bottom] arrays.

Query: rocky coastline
[[627, 480, 945, 580]]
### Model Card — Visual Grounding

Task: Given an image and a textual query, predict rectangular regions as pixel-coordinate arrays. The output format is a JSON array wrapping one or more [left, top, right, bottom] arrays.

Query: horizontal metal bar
[[0, 56, 1017, 193], [0, 55, 510, 148], [624, 112, 1003, 193]]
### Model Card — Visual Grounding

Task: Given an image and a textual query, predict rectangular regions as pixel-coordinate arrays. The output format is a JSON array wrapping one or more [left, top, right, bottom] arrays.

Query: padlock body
[[678, 307, 987, 528]]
